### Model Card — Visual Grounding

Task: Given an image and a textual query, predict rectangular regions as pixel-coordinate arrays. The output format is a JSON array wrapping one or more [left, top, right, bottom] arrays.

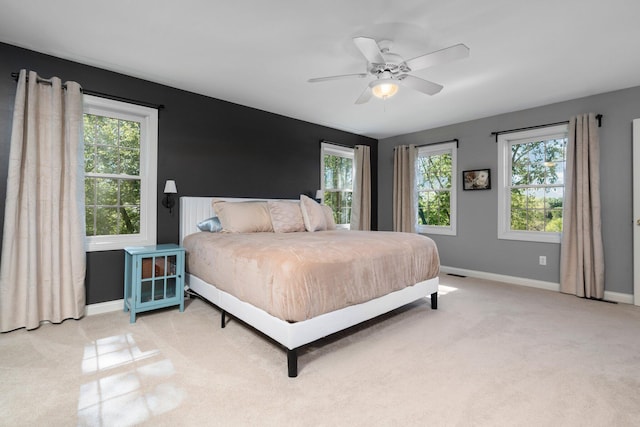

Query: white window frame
[[416, 142, 457, 236], [320, 142, 354, 229], [84, 95, 158, 252], [497, 124, 568, 243]]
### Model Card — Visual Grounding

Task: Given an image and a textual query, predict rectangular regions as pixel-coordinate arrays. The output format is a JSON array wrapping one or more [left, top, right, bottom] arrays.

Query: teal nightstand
[[124, 244, 185, 323]]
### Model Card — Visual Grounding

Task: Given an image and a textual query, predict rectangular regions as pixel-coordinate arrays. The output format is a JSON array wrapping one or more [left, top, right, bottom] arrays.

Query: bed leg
[[430, 292, 438, 310], [287, 348, 298, 378], [221, 310, 226, 328]]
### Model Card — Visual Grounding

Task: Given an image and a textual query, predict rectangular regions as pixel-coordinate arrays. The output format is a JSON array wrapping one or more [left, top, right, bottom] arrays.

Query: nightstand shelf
[[124, 244, 185, 323]]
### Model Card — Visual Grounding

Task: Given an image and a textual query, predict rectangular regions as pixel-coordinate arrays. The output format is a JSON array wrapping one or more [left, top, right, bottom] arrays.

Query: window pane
[[417, 153, 452, 190], [84, 144, 95, 173], [96, 178, 118, 206], [545, 187, 563, 208], [120, 179, 140, 206], [94, 116, 119, 146], [528, 141, 545, 164], [546, 139, 566, 162], [510, 189, 527, 230], [120, 148, 140, 175], [95, 144, 119, 174], [511, 144, 529, 185], [85, 177, 96, 204], [416, 157, 430, 190], [545, 161, 564, 185], [85, 207, 95, 236], [119, 207, 140, 234], [96, 207, 119, 236], [324, 155, 353, 190], [527, 209, 545, 231], [510, 208, 527, 231], [529, 162, 546, 185], [418, 190, 451, 227], [119, 121, 140, 149], [323, 191, 352, 225]]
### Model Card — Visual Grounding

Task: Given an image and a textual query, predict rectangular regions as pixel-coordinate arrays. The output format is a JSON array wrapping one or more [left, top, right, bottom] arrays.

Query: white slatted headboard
[[179, 197, 214, 245]]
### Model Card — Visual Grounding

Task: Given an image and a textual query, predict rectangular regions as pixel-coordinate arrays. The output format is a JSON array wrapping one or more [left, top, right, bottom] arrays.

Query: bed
[[179, 196, 440, 377]]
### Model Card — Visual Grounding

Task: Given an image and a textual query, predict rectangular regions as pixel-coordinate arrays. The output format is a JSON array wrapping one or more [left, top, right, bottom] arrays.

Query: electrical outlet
[[539, 256, 547, 266]]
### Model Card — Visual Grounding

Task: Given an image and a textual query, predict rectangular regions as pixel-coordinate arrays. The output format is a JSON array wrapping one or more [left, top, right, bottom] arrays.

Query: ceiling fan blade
[[398, 75, 443, 96], [404, 43, 470, 71], [355, 86, 373, 104], [353, 37, 385, 64], [308, 73, 368, 83]]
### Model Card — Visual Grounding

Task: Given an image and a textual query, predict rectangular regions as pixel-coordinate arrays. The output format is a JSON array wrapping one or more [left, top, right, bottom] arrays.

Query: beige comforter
[[183, 230, 440, 322]]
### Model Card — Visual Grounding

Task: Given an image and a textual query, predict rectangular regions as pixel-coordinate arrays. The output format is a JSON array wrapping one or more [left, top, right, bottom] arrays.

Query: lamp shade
[[163, 180, 177, 194], [371, 79, 399, 99]]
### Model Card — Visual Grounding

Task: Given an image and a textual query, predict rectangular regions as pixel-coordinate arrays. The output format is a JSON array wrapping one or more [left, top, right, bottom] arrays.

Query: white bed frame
[[179, 196, 439, 377]]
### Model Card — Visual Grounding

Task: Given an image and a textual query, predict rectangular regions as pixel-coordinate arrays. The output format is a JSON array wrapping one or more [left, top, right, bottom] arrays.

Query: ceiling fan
[[308, 37, 470, 104]]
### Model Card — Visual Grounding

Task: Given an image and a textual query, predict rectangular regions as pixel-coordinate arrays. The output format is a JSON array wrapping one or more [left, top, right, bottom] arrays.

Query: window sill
[[498, 231, 561, 244]]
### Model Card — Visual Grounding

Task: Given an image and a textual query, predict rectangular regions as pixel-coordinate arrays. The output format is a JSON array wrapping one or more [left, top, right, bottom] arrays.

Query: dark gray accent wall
[[379, 86, 639, 294], [0, 42, 377, 304]]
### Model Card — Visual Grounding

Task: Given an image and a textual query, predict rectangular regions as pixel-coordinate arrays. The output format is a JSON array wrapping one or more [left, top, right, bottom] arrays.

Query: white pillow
[[321, 205, 336, 230], [299, 194, 327, 232], [268, 200, 306, 233]]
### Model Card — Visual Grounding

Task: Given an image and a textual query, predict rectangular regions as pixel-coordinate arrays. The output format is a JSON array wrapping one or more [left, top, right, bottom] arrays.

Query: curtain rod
[[491, 114, 602, 142], [11, 72, 165, 110], [416, 138, 459, 149], [393, 138, 459, 150]]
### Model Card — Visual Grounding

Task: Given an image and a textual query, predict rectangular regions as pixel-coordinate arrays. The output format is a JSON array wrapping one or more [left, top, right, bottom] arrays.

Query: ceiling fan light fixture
[[371, 78, 399, 99]]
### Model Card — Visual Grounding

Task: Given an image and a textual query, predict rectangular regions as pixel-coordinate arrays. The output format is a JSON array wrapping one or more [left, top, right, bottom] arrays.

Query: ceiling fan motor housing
[[368, 48, 410, 77]]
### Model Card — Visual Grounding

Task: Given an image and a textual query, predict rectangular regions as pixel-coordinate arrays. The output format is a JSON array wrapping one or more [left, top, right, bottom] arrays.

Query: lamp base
[[162, 194, 175, 214]]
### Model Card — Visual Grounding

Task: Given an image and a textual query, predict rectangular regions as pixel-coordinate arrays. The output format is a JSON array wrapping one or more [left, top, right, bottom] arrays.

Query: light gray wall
[[378, 85, 640, 294]]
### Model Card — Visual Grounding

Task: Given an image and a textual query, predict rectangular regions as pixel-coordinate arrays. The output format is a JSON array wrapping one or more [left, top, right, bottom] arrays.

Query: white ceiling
[[1, 0, 640, 139]]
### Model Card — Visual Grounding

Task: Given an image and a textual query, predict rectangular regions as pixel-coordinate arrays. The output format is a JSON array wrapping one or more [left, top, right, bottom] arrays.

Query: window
[[320, 143, 354, 227], [83, 95, 158, 252], [416, 142, 457, 235], [497, 124, 568, 243]]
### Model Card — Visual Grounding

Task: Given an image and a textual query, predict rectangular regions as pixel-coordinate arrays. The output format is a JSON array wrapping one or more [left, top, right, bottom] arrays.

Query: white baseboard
[[603, 291, 634, 305], [85, 299, 124, 316], [440, 266, 633, 304], [84, 268, 633, 315]]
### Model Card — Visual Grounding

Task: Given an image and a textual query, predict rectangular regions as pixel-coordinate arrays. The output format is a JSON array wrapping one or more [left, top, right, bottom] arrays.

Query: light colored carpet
[[1, 274, 639, 426]]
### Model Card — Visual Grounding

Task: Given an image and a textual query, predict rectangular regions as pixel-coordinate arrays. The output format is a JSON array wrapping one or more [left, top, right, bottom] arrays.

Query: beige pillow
[[212, 199, 273, 232], [267, 200, 306, 233], [321, 204, 336, 230], [300, 194, 327, 232]]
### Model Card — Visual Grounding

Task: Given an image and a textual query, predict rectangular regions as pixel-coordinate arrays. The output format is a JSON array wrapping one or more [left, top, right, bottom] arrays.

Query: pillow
[[300, 194, 327, 232], [212, 199, 274, 233], [197, 216, 223, 232], [321, 204, 337, 230], [267, 200, 306, 233]]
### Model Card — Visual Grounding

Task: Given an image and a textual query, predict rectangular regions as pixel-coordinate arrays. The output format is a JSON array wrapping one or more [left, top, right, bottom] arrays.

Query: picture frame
[[463, 169, 491, 190]]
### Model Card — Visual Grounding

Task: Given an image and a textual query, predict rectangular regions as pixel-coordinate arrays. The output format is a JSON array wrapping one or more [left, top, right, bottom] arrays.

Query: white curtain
[[393, 145, 417, 232], [560, 113, 605, 299], [350, 145, 371, 230], [0, 70, 86, 332]]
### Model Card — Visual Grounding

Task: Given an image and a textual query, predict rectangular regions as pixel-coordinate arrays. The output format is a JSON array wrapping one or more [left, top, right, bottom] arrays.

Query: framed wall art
[[463, 169, 491, 190]]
